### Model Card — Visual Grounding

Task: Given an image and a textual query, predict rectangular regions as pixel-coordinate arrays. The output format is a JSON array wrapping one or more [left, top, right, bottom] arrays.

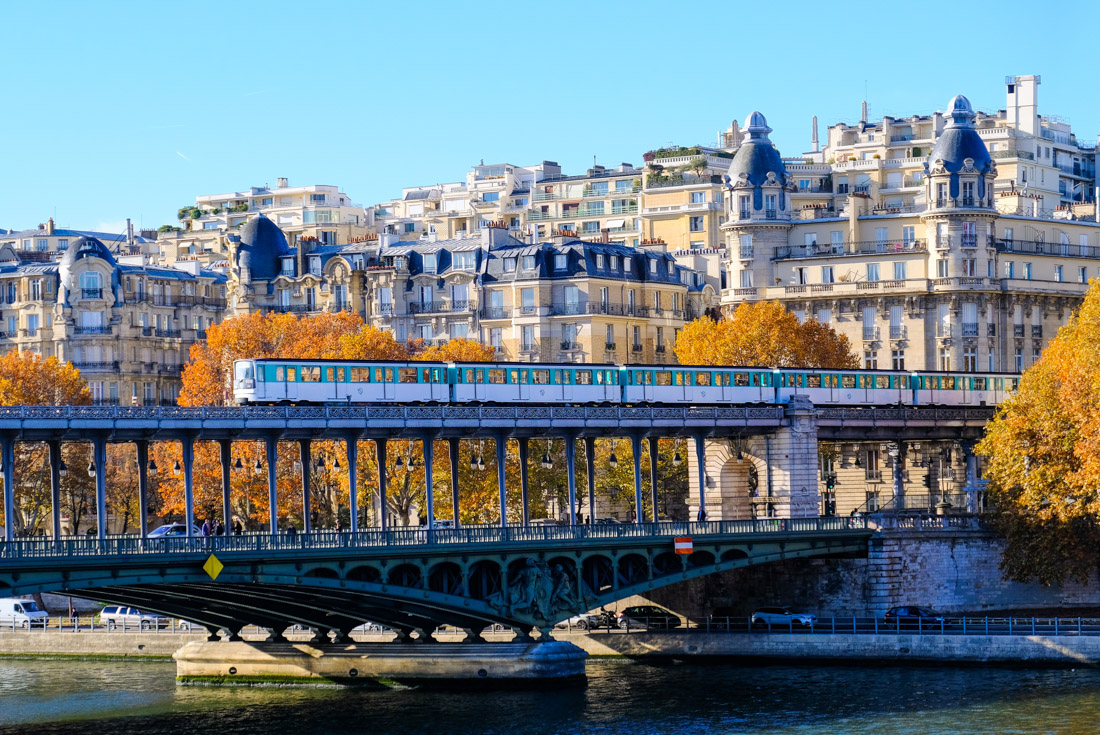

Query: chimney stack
[[276, 177, 289, 188], [861, 100, 868, 123], [812, 116, 819, 152], [45, 217, 55, 236]]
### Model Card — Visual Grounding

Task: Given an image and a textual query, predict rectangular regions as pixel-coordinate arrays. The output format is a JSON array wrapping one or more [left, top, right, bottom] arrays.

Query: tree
[[674, 302, 859, 369], [977, 281, 1100, 585], [413, 338, 495, 363], [0, 352, 93, 536]]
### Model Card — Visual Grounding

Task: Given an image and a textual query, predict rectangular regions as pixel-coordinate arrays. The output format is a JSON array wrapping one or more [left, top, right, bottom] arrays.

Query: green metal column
[[1, 436, 14, 542], [631, 435, 643, 524], [694, 435, 707, 522], [565, 436, 577, 526], [496, 436, 507, 527], [266, 437, 279, 535], [219, 440, 232, 534], [518, 438, 530, 526], [346, 437, 358, 530], [180, 437, 193, 538], [585, 437, 596, 525], [649, 437, 660, 523], [423, 437, 434, 529], [49, 441, 64, 539], [376, 439, 388, 531], [299, 439, 311, 533], [448, 438, 461, 528]]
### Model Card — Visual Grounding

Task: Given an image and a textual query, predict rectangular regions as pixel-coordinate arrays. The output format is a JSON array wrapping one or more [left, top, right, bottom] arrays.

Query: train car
[[776, 369, 911, 406], [451, 363, 620, 404], [912, 372, 1017, 407], [233, 359, 451, 404], [621, 366, 775, 404]]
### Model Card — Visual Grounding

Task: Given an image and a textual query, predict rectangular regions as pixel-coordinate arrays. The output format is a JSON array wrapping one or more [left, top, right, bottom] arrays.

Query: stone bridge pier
[[689, 396, 820, 521]]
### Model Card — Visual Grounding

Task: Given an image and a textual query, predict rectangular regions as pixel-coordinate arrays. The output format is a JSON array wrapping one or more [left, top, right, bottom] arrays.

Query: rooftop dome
[[58, 236, 117, 285], [727, 111, 787, 189], [927, 94, 992, 176], [233, 214, 290, 282]]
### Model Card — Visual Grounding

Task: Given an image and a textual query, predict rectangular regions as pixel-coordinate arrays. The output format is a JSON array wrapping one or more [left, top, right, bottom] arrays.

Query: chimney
[[812, 116, 819, 152], [378, 233, 399, 247], [45, 217, 55, 236], [126, 218, 134, 246], [861, 100, 868, 123], [276, 177, 289, 188]]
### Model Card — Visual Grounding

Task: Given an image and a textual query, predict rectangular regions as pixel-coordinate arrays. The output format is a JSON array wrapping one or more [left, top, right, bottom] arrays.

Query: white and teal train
[[232, 359, 1017, 407]]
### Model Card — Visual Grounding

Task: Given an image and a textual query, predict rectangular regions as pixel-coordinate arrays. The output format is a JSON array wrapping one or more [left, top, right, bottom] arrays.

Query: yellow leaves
[[674, 302, 859, 369], [337, 325, 410, 362], [413, 338, 495, 363], [0, 351, 92, 406]]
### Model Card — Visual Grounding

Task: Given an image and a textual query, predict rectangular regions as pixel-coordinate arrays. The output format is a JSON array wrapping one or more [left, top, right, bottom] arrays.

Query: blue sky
[[2, 0, 1098, 235]]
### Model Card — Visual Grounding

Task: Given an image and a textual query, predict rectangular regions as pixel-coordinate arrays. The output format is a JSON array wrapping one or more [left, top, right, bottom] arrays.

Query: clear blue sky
[[2, 0, 1098, 235]]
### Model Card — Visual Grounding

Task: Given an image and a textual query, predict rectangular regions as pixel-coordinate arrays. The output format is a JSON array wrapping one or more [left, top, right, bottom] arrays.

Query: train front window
[[235, 363, 253, 382], [807, 374, 822, 388]]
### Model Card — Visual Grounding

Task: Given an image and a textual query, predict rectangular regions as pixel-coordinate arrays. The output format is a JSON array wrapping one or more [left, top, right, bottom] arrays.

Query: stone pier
[[174, 640, 588, 688]]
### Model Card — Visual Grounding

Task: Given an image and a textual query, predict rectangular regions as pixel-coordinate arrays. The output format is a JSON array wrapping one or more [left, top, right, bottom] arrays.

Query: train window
[[608, 371, 618, 384], [337, 367, 346, 382], [823, 374, 838, 387], [533, 369, 550, 385], [974, 377, 987, 390], [301, 367, 320, 382], [475, 369, 486, 384], [596, 371, 605, 385], [672, 372, 683, 386], [399, 368, 418, 383], [841, 375, 855, 388], [576, 370, 592, 385], [942, 376, 955, 390], [806, 374, 822, 388], [734, 372, 748, 386], [464, 369, 475, 383], [275, 366, 285, 382], [423, 368, 442, 383], [1009, 378, 1019, 391], [719, 372, 730, 386], [875, 375, 890, 389], [642, 371, 654, 385], [488, 369, 505, 384], [350, 368, 369, 382], [695, 372, 711, 386], [656, 371, 672, 386], [286, 367, 297, 382], [325, 368, 335, 382]]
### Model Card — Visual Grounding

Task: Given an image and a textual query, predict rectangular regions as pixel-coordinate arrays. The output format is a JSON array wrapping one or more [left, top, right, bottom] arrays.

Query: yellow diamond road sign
[[203, 554, 224, 581]]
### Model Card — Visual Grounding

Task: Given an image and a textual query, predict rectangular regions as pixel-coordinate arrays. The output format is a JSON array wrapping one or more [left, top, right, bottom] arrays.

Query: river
[[1, 658, 1099, 734]]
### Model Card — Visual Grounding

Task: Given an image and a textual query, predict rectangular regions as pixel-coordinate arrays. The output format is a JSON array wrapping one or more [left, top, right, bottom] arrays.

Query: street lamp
[[58, 459, 68, 478], [173, 459, 181, 477], [672, 451, 682, 466], [469, 453, 479, 471], [316, 456, 326, 471], [87, 460, 97, 479], [540, 451, 553, 469], [608, 452, 618, 469], [253, 459, 263, 476], [333, 457, 341, 471], [394, 455, 404, 470], [148, 459, 158, 475], [234, 456, 243, 471]]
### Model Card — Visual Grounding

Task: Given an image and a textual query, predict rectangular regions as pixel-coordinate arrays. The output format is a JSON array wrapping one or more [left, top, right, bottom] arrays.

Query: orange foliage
[[413, 338, 495, 363], [674, 302, 859, 369], [0, 351, 92, 406]]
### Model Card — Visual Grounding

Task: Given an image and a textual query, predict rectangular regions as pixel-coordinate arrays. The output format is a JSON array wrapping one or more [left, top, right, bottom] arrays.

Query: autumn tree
[[977, 281, 1100, 585], [674, 302, 859, 368], [413, 338, 495, 363], [0, 351, 94, 536]]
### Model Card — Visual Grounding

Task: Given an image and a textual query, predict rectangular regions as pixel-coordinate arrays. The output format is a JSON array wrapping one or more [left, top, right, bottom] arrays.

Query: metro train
[[232, 358, 1018, 407]]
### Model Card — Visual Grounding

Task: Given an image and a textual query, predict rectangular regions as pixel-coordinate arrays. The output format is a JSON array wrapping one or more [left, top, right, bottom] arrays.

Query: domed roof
[[927, 94, 992, 175], [58, 236, 116, 285], [727, 111, 787, 188], [233, 214, 289, 282]]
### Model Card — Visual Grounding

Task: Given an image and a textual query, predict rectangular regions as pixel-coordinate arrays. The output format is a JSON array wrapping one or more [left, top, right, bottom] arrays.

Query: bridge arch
[[347, 565, 381, 583], [467, 560, 502, 601], [617, 553, 650, 587], [427, 562, 463, 596], [303, 566, 339, 580], [582, 554, 613, 593], [387, 563, 423, 588]]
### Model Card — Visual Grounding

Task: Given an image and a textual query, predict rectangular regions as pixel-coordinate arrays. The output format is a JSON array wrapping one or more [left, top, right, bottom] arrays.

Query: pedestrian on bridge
[[201, 520, 211, 538], [232, 520, 243, 536], [215, 521, 224, 536]]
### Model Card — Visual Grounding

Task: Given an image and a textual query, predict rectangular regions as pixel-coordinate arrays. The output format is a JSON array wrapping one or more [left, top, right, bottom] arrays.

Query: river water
[[1, 658, 1098, 734]]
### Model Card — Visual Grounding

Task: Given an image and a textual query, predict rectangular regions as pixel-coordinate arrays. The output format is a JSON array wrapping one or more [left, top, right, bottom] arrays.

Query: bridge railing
[[0, 517, 870, 560]]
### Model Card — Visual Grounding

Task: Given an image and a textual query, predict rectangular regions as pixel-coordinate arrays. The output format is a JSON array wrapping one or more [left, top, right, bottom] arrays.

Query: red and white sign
[[674, 537, 693, 555]]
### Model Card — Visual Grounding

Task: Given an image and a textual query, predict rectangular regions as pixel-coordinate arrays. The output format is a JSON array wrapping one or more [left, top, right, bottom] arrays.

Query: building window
[[866, 264, 880, 282], [740, 270, 754, 288], [690, 192, 705, 204], [864, 351, 877, 369], [1079, 266, 1088, 283], [1023, 262, 1032, 280], [632, 326, 642, 351], [1005, 261, 1015, 279], [489, 328, 502, 348], [605, 324, 614, 348], [963, 346, 977, 372], [649, 258, 658, 274], [422, 253, 437, 273], [962, 259, 976, 277], [821, 266, 834, 284], [309, 257, 322, 276], [504, 258, 516, 272], [1055, 265, 1063, 282], [522, 255, 536, 270], [57, 239, 68, 250], [891, 350, 905, 370], [816, 308, 831, 324], [939, 347, 951, 371], [453, 252, 476, 271], [902, 226, 915, 244], [893, 262, 906, 280], [739, 196, 750, 218], [280, 258, 294, 276]]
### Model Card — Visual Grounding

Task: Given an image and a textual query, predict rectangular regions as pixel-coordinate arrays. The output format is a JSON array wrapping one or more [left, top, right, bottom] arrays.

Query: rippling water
[[1, 658, 1099, 734]]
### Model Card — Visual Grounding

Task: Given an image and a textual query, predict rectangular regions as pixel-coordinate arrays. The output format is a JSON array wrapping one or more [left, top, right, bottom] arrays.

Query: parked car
[[617, 605, 681, 630], [0, 598, 49, 629], [593, 517, 622, 525], [431, 520, 455, 530], [751, 606, 818, 628], [351, 621, 390, 633], [147, 524, 201, 538], [884, 606, 945, 627], [99, 605, 192, 631]]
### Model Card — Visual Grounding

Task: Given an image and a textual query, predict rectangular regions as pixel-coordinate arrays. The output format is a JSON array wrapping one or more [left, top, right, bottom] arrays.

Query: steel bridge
[[0, 518, 872, 640]]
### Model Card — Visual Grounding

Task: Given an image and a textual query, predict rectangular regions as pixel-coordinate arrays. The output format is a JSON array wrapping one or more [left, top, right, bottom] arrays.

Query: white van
[[0, 598, 49, 629]]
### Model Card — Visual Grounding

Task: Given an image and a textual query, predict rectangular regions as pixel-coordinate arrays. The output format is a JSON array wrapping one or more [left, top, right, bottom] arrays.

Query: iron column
[[631, 435, 644, 524], [1, 436, 14, 542], [375, 438, 388, 531], [585, 437, 596, 525], [346, 437, 358, 530], [518, 438, 530, 526], [180, 437, 193, 538], [135, 441, 149, 537], [423, 437, 434, 529], [496, 435, 507, 527], [448, 438, 460, 527], [219, 439, 232, 534], [694, 435, 707, 522], [48, 441, 63, 539], [266, 437, 278, 535], [649, 437, 660, 523], [298, 439, 311, 533], [565, 435, 578, 526]]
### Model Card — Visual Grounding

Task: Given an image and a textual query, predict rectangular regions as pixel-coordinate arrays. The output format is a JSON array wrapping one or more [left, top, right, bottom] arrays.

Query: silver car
[[751, 606, 818, 627], [99, 605, 192, 631]]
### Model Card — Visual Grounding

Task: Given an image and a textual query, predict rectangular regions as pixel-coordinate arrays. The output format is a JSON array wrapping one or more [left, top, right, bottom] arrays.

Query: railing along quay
[[0, 518, 871, 560]]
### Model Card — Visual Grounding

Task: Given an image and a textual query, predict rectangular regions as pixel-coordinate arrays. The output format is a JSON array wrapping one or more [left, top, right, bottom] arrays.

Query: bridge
[[0, 519, 871, 640]]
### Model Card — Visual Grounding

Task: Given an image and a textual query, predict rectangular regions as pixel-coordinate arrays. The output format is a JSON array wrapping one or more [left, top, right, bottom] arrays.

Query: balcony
[[81, 288, 103, 299], [936, 324, 952, 338], [655, 344, 666, 353], [889, 325, 906, 340], [774, 239, 925, 260], [987, 323, 996, 337], [862, 327, 879, 341], [73, 325, 112, 335], [1014, 324, 1025, 338], [764, 209, 778, 219], [155, 329, 182, 338], [72, 361, 119, 372], [269, 304, 317, 314], [1032, 325, 1043, 338], [550, 302, 585, 316], [962, 323, 979, 337], [515, 305, 538, 316], [586, 302, 649, 318], [409, 300, 468, 314], [584, 185, 640, 197], [604, 342, 616, 351], [865, 470, 884, 482], [560, 341, 581, 351], [995, 239, 1100, 260], [158, 365, 182, 375], [481, 307, 508, 319], [960, 234, 979, 248], [519, 341, 539, 353], [631, 343, 643, 352], [739, 247, 754, 260]]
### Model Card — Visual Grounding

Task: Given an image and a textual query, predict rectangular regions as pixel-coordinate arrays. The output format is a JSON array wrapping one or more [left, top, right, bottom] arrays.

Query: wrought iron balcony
[[81, 288, 103, 299], [480, 307, 508, 319], [604, 342, 616, 351], [962, 323, 979, 337], [1032, 325, 1043, 338], [1014, 324, 1025, 337], [409, 300, 468, 314], [560, 341, 581, 351], [72, 361, 119, 371], [550, 302, 585, 316], [155, 329, 182, 338], [889, 326, 906, 340], [74, 325, 112, 335], [862, 327, 879, 341]]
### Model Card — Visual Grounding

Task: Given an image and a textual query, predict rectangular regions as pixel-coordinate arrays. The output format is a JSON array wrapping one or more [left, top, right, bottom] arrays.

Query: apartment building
[[0, 235, 226, 405], [0, 218, 154, 257], [526, 164, 643, 246]]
